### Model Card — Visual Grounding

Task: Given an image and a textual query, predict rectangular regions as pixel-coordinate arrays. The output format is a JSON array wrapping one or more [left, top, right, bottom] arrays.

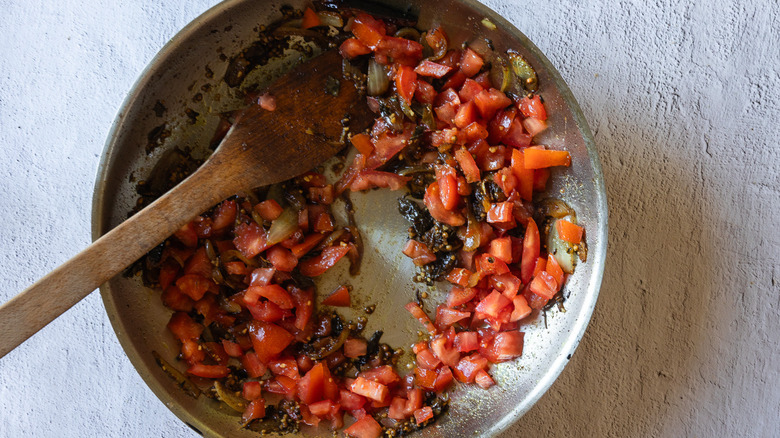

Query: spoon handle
[[0, 160, 234, 359]]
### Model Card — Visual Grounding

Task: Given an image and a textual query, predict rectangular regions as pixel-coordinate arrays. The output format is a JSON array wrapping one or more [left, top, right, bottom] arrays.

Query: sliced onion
[[266, 206, 299, 246], [394, 27, 421, 40], [490, 56, 511, 93], [398, 94, 416, 119], [538, 198, 576, 219], [317, 11, 344, 28], [462, 206, 482, 252], [425, 27, 448, 61], [152, 351, 200, 398], [367, 59, 389, 96], [508, 50, 538, 92], [214, 381, 247, 413]]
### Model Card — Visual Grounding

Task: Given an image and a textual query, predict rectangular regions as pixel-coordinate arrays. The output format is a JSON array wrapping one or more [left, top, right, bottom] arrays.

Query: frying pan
[[92, 0, 608, 436]]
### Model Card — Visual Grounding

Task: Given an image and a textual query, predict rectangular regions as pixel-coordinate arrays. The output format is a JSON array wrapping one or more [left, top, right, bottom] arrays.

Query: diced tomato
[[490, 272, 521, 298], [473, 88, 512, 120], [454, 147, 480, 183], [556, 219, 584, 244], [414, 79, 436, 104], [459, 47, 484, 77], [446, 268, 473, 287], [523, 147, 571, 169], [486, 202, 513, 223], [365, 125, 413, 169], [546, 254, 565, 287], [433, 365, 454, 392], [298, 244, 351, 277], [415, 367, 437, 389], [435, 305, 471, 329], [298, 362, 331, 404], [430, 335, 460, 367], [474, 369, 496, 389], [321, 285, 351, 307], [511, 148, 534, 201], [222, 339, 243, 358], [487, 236, 513, 264], [340, 389, 366, 411], [475, 290, 512, 319], [377, 36, 423, 65], [180, 339, 205, 364], [404, 302, 437, 335], [522, 117, 549, 137], [176, 274, 212, 301], [415, 348, 442, 370], [510, 295, 532, 321], [434, 101, 457, 126], [351, 13, 386, 49], [424, 181, 465, 226], [161, 285, 193, 312], [265, 375, 297, 397], [459, 78, 484, 102], [233, 222, 269, 258], [187, 363, 229, 379], [454, 101, 478, 129], [475, 253, 510, 276], [502, 118, 532, 148], [359, 365, 400, 386], [288, 286, 314, 333], [414, 60, 453, 78], [453, 353, 488, 383], [344, 414, 383, 438], [266, 245, 298, 272], [301, 7, 321, 29], [435, 164, 460, 210], [289, 233, 327, 259], [488, 107, 516, 144], [193, 216, 213, 238], [490, 331, 525, 362], [454, 331, 479, 352], [529, 270, 558, 300], [242, 380, 263, 401], [350, 133, 374, 156], [174, 222, 198, 247], [246, 300, 286, 323], [167, 312, 203, 341], [520, 218, 540, 284], [183, 247, 212, 278], [242, 398, 266, 424], [344, 338, 368, 358], [446, 286, 477, 307], [402, 239, 437, 266], [350, 169, 410, 191], [244, 284, 295, 309], [414, 406, 434, 425], [441, 70, 467, 90], [394, 65, 418, 103], [532, 256, 547, 278], [339, 37, 372, 59], [241, 351, 267, 378], [350, 377, 389, 402], [388, 397, 409, 420], [248, 321, 294, 363], [519, 95, 547, 120]]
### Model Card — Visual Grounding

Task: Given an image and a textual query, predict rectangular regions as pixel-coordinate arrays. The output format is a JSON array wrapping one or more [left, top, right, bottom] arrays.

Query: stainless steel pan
[[92, 0, 607, 436]]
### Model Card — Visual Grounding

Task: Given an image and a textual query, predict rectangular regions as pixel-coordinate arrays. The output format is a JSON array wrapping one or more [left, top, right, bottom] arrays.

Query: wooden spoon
[[0, 50, 371, 358]]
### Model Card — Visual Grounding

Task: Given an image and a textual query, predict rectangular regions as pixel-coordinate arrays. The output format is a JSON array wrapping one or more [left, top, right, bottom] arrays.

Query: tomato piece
[[441, 70, 467, 90], [532, 256, 547, 278], [344, 415, 383, 438], [244, 284, 295, 309], [350, 169, 410, 191], [458, 78, 484, 102], [519, 95, 547, 120], [446, 267, 473, 287], [268, 357, 300, 381], [556, 219, 584, 244], [351, 13, 386, 49], [433, 365, 454, 392], [358, 365, 400, 386], [435, 305, 471, 329], [414, 406, 434, 425], [248, 321, 294, 363], [415, 348, 442, 370], [434, 101, 457, 126], [301, 7, 321, 29], [265, 375, 297, 397], [487, 236, 513, 264], [511, 148, 534, 201], [174, 222, 198, 247], [180, 339, 205, 364], [523, 146, 571, 169], [454, 331, 479, 353], [430, 335, 460, 367], [290, 233, 327, 259], [298, 244, 351, 277], [503, 117, 532, 148], [212, 199, 237, 231], [424, 27, 449, 59], [377, 36, 423, 65], [454, 147, 480, 183], [414, 79, 436, 104], [475, 290, 512, 319], [486, 202, 514, 223], [322, 285, 351, 307], [490, 272, 521, 298], [241, 351, 267, 378], [491, 331, 525, 362], [546, 254, 565, 288], [335, 153, 367, 195], [344, 338, 368, 358], [473, 88, 512, 120], [222, 340, 243, 358], [233, 222, 269, 258], [266, 245, 298, 272], [474, 369, 496, 389], [161, 285, 193, 312], [452, 101, 476, 129], [297, 362, 330, 404], [402, 239, 437, 266], [241, 380, 263, 401], [350, 377, 389, 402], [394, 64, 418, 103], [414, 60, 453, 78], [388, 397, 410, 420], [510, 295, 532, 321], [487, 107, 516, 144], [350, 133, 374, 156], [289, 286, 314, 332], [183, 247, 212, 278], [404, 302, 437, 335], [453, 353, 488, 383], [187, 363, 229, 379], [424, 181, 465, 226], [414, 367, 437, 389], [340, 389, 367, 411], [365, 124, 414, 169], [475, 253, 510, 276], [242, 398, 266, 424], [446, 286, 476, 307], [522, 117, 549, 137], [175, 274, 211, 301], [459, 47, 484, 77], [529, 271, 558, 300], [520, 218, 540, 284], [339, 37, 372, 59]]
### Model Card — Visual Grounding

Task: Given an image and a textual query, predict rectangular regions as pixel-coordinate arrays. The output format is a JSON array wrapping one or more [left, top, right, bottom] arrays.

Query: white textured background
[[1, 0, 778, 437]]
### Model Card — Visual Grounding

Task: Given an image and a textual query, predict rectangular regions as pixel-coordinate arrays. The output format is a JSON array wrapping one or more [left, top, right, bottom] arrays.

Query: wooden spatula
[[0, 49, 371, 358]]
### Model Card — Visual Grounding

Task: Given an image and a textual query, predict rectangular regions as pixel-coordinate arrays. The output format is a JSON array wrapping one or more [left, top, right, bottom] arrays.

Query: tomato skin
[[520, 218, 540, 284], [377, 36, 423, 65], [351, 13, 386, 49], [350, 170, 410, 191], [244, 284, 295, 309], [522, 117, 549, 137], [486, 202, 514, 224], [344, 338, 367, 358], [435, 306, 471, 329], [290, 233, 327, 259], [394, 64, 418, 103], [298, 244, 351, 277], [435, 164, 460, 210], [414, 60, 453, 78], [187, 363, 230, 379], [301, 7, 321, 29], [405, 302, 437, 335]]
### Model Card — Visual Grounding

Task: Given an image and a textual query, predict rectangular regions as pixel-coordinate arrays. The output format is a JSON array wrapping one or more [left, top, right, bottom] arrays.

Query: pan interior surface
[[92, 1, 607, 437]]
